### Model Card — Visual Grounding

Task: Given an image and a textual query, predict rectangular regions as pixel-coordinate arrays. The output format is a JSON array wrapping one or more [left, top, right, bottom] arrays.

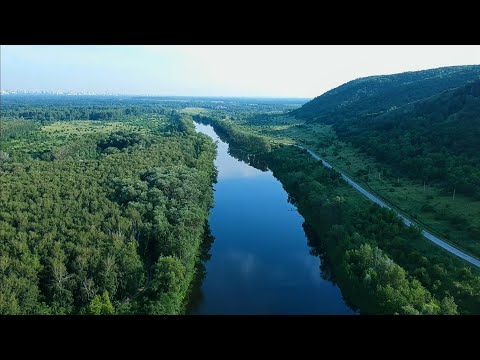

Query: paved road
[[297, 145, 480, 268]]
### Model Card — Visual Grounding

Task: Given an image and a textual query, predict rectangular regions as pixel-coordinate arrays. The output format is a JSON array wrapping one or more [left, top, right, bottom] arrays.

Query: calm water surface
[[190, 122, 353, 314]]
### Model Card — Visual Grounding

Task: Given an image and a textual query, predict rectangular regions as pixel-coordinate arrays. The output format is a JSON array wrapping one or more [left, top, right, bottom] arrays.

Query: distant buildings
[[0, 89, 119, 96]]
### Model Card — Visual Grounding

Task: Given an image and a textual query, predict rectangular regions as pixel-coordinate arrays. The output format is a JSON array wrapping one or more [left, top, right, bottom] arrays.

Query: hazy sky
[[1, 45, 479, 98]]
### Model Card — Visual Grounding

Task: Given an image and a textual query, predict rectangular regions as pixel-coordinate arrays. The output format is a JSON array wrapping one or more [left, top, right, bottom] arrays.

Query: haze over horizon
[[1, 45, 479, 98]]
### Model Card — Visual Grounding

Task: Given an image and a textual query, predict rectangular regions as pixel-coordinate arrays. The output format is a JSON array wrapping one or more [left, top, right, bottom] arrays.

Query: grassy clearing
[[3, 119, 161, 157], [181, 107, 209, 115], [41, 121, 141, 136]]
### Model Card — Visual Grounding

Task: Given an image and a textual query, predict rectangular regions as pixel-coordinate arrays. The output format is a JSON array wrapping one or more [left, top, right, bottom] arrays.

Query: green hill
[[294, 66, 480, 198], [293, 65, 480, 125]]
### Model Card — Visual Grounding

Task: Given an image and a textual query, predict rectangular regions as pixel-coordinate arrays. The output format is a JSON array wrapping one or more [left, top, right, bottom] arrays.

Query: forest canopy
[[0, 108, 216, 314]]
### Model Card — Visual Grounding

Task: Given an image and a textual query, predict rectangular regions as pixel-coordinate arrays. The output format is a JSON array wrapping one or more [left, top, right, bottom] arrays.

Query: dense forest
[[192, 114, 272, 154], [0, 110, 217, 314], [294, 66, 480, 199], [293, 65, 480, 124], [336, 80, 480, 198]]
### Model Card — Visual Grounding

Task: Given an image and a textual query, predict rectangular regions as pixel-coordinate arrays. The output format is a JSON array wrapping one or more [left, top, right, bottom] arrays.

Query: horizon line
[[0, 91, 312, 100]]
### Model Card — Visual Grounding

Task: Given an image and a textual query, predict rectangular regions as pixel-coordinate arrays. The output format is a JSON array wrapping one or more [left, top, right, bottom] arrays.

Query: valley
[[1, 64, 480, 315]]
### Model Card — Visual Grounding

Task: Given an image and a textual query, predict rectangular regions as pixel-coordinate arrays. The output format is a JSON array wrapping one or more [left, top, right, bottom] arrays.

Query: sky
[[1, 45, 479, 98]]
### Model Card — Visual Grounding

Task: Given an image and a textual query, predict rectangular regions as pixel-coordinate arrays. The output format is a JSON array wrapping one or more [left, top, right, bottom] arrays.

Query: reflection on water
[[189, 122, 353, 314], [207, 127, 269, 180], [185, 226, 215, 314]]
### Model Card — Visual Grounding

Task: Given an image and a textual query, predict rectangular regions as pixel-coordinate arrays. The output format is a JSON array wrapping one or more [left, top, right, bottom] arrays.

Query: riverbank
[[194, 115, 480, 314], [241, 117, 480, 260]]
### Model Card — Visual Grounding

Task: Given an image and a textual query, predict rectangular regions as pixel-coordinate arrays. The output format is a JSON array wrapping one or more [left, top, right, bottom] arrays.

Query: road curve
[[296, 145, 480, 269]]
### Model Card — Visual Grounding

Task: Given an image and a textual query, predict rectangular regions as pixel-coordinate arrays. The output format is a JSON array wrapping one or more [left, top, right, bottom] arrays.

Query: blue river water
[[190, 122, 353, 314]]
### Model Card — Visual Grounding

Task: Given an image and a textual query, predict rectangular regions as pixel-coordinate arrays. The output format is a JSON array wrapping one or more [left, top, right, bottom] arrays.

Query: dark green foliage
[[0, 97, 166, 122], [85, 291, 115, 315], [0, 111, 216, 314], [344, 244, 440, 314], [166, 113, 196, 135], [0, 119, 39, 139], [97, 131, 149, 152], [294, 65, 480, 124], [339, 80, 480, 197], [142, 256, 186, 315], [193, 115, 272, 153]]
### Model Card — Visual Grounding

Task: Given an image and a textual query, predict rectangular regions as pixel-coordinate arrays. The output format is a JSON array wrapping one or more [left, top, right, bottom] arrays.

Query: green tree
[[86, 291, 114, 315], [440, 296, 458, 315]]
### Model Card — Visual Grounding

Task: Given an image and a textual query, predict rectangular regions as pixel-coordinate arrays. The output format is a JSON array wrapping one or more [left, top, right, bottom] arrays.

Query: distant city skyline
[[0, 89, 310, 99], [1, 45, 479, 98]]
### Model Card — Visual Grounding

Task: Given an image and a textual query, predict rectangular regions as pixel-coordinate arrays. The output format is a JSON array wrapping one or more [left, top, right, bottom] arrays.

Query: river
[[189, 122, 353, 314]]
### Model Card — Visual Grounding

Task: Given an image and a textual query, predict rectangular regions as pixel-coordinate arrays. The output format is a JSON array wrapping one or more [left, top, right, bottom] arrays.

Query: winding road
[[296, 145, 480, 269]]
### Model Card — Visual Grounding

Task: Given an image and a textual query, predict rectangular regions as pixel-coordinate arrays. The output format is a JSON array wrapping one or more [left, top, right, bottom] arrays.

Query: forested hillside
[[337, 80, 480, 198], [0, 110, 216, 314], [294, 65, 480, 124], [294, 66, 480, 198]]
